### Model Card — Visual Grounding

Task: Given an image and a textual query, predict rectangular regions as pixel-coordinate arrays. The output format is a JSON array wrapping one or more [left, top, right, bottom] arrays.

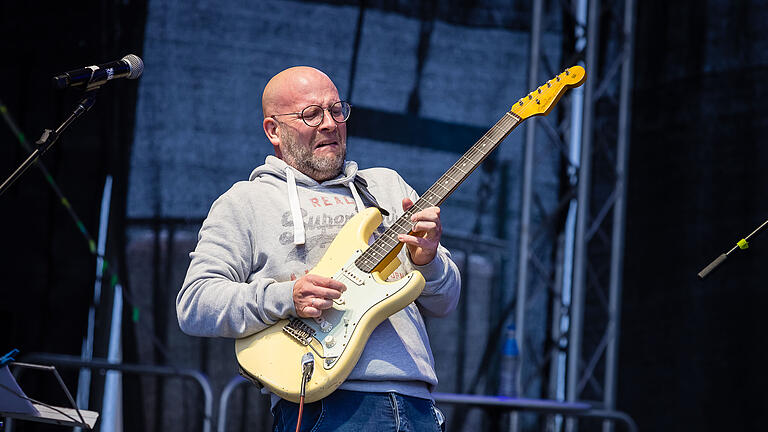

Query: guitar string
[[355, 69, 573, 271], [355, 114, 520, 271], [357, 109, 526, 269], [240, 70, 579, 400], [306, 71, 574, 351]]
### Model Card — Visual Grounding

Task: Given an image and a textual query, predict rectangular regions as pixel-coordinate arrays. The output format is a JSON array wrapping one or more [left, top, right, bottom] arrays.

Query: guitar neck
[[355, 112, 523, 273]]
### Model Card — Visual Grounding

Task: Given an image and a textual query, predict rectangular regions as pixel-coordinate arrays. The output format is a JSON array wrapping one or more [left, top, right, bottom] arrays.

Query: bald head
[[262, 66, 339, 117]]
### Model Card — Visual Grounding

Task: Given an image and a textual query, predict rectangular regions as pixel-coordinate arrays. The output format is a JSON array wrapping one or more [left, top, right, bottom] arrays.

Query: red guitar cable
[[296, 352, 314, 432], [295, 395, 305, 432]]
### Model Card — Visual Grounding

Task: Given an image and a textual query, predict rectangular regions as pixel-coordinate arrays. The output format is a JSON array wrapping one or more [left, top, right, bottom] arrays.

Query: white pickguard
[[300, 250, 415, 368]]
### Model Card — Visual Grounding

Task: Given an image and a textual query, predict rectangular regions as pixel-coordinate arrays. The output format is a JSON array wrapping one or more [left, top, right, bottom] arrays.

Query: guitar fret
[[443, 172, 460, 183], [384, 232, 399, 243], [393, 220, 411, 231], [413, 200, 431, 211], [380, 238, 398, 248]]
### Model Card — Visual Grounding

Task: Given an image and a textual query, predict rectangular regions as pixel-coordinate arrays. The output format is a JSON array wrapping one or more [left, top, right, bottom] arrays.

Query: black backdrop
[[620, 1, 768, 430], [2, 1, 768, 431]]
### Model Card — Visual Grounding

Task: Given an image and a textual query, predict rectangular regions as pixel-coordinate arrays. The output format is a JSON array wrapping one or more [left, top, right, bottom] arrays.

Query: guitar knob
[[324, 335, 336, 348]]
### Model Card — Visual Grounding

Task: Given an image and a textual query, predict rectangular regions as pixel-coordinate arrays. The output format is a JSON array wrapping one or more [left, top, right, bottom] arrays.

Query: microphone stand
[[0, 89, 99, 197], [698, 217, 768, 278]]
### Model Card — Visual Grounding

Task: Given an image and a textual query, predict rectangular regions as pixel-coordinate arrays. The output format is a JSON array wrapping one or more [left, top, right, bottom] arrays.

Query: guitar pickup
[[341, 267, 364, 285]]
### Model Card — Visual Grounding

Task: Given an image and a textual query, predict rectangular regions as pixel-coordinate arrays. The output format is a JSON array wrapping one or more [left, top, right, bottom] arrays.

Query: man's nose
[[317, 108, 337, 131]]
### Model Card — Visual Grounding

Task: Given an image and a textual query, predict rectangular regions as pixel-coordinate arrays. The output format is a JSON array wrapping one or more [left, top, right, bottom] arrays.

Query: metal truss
[[568, 0, 637, 430], [513, 0, 582, 428], [514, 0, 636, 431]]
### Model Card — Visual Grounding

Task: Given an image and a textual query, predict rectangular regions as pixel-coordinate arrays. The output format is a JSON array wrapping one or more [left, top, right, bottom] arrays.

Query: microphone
[[53, 54, 144, 90]]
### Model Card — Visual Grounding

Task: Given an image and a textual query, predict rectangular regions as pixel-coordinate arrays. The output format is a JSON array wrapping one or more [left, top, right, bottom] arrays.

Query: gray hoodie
[[177, 155, 461, 401]]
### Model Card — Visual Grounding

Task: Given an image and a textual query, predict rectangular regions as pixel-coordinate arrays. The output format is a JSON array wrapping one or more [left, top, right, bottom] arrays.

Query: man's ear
[[263, 117, 280, 144], [263, 117, 282, 157]]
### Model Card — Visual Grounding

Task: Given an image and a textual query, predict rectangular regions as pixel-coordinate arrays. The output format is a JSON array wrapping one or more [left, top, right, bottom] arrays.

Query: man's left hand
[[398, 198, 442, 266]]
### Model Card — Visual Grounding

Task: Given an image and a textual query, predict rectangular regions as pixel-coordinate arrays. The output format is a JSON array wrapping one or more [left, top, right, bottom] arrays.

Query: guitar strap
[[353, 175, 389, 217]]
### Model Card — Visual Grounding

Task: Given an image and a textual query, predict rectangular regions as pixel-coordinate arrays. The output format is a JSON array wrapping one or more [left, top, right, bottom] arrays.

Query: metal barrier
[[7, 353, 213, 432], [5, 357, 636, 432], [431, 393, 638, 432], [217, 376, 637, 432], [217, 376, 249, 432]]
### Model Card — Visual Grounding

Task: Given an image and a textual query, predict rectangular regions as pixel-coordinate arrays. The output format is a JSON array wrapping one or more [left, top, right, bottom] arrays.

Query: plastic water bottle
[[499, 324, 519, 397]]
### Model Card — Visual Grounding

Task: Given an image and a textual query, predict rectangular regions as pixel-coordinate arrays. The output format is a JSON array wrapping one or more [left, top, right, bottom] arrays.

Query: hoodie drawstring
[[285, 166, 366, 246], [285, 168, 306, 245], [348, 181, 365, 213]]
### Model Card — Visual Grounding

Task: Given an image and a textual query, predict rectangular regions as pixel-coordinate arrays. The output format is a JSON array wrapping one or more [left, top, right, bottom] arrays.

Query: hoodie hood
[[249, 155, 359, 186]]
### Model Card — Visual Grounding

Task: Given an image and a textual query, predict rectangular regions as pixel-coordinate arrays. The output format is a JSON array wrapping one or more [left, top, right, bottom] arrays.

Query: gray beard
[[281, 130, 346, 182]]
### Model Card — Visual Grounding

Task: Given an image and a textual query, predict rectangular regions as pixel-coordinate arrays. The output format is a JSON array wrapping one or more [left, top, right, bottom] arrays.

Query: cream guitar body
[[235, 207, 425, 403], [235, 65, 586, 404]]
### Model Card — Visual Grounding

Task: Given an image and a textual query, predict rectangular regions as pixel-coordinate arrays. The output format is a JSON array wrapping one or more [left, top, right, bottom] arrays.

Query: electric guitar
[[235, 66, 587, 403]]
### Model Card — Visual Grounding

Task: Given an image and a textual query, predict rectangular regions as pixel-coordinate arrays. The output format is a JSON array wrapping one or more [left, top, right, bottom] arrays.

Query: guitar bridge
[[283, 318, 316, 346]]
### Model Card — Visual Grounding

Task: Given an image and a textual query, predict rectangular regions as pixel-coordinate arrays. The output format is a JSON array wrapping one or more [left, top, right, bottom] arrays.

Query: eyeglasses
[[271, 101, 351, 127]]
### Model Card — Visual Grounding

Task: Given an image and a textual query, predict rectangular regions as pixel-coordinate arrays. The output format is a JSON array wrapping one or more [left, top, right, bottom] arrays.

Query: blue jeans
[[272, 390, 445, 432]]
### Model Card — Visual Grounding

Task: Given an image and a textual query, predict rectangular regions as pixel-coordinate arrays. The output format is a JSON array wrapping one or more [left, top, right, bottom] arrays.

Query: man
[[177, 66, 460, 431]]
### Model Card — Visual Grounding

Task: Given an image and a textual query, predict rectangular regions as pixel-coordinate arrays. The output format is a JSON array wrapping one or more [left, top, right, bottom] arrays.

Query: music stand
[[0, 362, 99, 429]]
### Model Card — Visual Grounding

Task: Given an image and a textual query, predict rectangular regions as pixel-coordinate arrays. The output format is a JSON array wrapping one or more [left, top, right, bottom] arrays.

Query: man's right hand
[[293, 274, 346, 318]]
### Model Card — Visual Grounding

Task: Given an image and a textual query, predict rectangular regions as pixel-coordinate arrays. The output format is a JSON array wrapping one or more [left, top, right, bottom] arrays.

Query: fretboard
[[354, 111, 522, 273]]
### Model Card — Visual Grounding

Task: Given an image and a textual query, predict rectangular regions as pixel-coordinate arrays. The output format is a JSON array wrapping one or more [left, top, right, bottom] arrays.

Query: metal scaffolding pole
[[513, 3, 543, 431], [515, 0, 543, 398], [548, 2, 588, 430], [604, 1, 636, 430], [562, 0, 636, 430], [567, 0, 600, 413]]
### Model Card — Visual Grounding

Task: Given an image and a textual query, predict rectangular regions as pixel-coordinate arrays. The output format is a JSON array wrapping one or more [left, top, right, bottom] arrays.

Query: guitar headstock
[[510, 65, 586, 120]]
